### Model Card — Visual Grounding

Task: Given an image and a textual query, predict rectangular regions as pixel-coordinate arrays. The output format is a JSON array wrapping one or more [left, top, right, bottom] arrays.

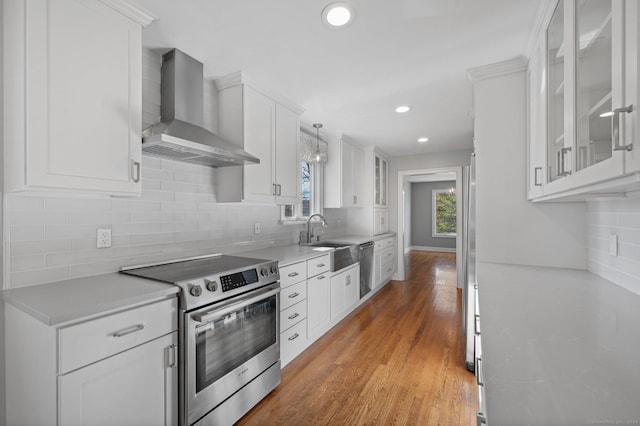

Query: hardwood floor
[[237, 251, 478, 425]]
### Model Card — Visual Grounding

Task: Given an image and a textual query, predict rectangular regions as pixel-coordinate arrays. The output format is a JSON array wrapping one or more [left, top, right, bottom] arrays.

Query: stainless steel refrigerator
[[462, 153, 477, 372]]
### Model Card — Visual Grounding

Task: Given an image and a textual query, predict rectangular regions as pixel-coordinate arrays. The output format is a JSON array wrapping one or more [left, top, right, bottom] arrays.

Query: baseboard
[[410, 246, 456, 253]]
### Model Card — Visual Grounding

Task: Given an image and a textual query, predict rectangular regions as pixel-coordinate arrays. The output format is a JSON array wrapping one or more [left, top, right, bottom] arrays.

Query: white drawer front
[[381, 246, 394, 263], [307, 254, 330, 277], [280, 300, 307, 332], [280, 318, 307, 366], [59, 298, 177, 374], [382, 262, 394, 279], [279, 261, 307, 288], [280, 281, 307, 310]]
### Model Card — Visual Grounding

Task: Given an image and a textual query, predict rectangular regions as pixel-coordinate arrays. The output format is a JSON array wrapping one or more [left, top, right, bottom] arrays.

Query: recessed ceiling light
[[418, 137, 429, 143], [395, 105, 411, 113], [322, 2, 355, 27]]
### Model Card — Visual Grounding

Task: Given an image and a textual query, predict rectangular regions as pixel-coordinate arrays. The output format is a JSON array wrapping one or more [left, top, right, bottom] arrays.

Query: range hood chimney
[[142, 49, 259, 167]]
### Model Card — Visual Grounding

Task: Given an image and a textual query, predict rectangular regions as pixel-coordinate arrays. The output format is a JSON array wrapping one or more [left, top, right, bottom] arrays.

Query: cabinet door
[[340, 143, 354, 206], [307, 272, 330, 338], [352, 146, 364, 206], [59, 332, 177, 426], [275, 104, 300, 204], [624, 0, 640, 173], [243, 86, 276, 203], [527, 38, 546, 199], [23, 0, 142, 195], [373, 251, 382, 288], [381, 157, 388, 206], [330, 270, 347, 320], [345, 267, 360, 309], [373, 208, 388, 235]]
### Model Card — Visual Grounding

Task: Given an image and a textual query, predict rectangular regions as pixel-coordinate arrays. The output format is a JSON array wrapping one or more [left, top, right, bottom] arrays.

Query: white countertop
[[1, 273, 179, 326], [477, 262, 640, 425], [321, 233, 396, 245], [242, 245, 331, 266]]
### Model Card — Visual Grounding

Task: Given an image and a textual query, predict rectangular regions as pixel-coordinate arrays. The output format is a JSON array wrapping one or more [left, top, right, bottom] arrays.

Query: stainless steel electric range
[[121, 253, 281, 426]]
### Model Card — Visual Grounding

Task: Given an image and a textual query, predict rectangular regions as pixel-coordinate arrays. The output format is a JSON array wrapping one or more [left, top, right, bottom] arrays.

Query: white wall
[[389, 149, 473, 244], [403, 180, 411, 253], [472, 65, 586, 268], [587, 198, 640, 295]]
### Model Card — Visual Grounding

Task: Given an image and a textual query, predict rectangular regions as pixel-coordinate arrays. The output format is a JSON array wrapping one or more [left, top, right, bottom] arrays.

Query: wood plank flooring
[[237, 251, 477, 425]]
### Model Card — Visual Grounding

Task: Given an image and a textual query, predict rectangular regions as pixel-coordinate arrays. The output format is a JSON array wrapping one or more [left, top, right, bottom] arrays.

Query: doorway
[[396, 167, 464, 288]]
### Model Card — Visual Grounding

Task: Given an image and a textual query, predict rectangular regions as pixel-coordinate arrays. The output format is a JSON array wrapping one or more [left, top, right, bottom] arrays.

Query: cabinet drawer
[[381, 262, 394, 279], [307, 254, 330, 277], [375, 237, 393, 251], [280, 318, 307, 365], [279, 261, 307, 288], [59, 298, 177, 374], [280, 300, 307, 332], [280, 281, 307, 310], [381, 246, 394, 263]]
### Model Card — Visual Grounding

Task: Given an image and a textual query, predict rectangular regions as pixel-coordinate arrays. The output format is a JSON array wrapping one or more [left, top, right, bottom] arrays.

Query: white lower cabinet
[[330, 264, 360, 321], [59, 332, 177, 426], [306, 271, 331, 342], [5, 297, 178, 426], [374, 237, 395, 288]]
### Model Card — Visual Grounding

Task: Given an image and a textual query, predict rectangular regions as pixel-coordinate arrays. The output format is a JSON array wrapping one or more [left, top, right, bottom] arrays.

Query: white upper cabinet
[[374, 153, 388, 207], [4, 0, 151, 196], [529, 0, 640, 200], [325, 136, 364, 208], [215, 73, 303, 204]]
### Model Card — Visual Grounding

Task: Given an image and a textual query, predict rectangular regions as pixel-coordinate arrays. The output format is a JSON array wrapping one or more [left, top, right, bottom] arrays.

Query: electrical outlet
[[97, 228, 112, 248], [609, 234, 618, 256], [254, 223, 261, 235]]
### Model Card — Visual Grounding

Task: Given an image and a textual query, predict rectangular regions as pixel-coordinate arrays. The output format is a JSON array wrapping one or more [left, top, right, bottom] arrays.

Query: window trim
[[280, 161, 323, 223], [432, 188, 457, 238]]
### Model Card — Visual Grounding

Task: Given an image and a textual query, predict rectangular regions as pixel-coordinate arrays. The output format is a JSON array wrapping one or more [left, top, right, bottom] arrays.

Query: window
[[432, 188, 456, 238], [281, 128, 326, 223]]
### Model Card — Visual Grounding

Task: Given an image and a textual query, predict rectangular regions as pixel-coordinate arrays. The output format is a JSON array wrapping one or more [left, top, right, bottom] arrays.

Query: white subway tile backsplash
[[10, 267, 70, 288], [45, 197, 112, 212], [11, 240, 71, 256], [7, 195, 44, 211], [10, 226, 45, 242], [11, 255, 46, 272], [45, 225, 97, 240], [8, 211, 69, 226], [587, 199, 640, 296]]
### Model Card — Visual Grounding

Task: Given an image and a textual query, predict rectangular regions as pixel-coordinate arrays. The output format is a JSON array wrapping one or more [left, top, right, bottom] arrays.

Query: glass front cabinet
[[528, 0, 640, 200]]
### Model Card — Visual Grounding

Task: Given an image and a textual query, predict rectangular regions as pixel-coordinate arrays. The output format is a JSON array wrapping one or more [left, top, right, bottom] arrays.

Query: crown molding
[[466, 56, 528, 83], [99, 0, 157, 27]]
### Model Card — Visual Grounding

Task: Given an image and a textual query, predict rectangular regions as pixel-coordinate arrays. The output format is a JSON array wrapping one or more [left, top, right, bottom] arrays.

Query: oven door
[[184, 283, 280, 425]]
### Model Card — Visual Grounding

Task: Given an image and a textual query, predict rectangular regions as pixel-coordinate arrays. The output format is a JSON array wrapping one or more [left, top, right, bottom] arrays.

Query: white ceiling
[[130, 0, 542, 157]]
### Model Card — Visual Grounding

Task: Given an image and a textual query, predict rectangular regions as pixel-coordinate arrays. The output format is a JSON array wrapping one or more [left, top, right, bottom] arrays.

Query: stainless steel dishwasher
[[359, 241, 375, 298]]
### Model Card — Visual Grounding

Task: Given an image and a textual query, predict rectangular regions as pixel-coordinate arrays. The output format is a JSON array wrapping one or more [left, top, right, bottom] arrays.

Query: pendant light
[[313, 123, 323, 163]]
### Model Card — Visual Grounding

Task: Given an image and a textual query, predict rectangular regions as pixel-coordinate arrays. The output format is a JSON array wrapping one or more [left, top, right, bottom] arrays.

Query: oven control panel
[[220, 269, 259, 292]]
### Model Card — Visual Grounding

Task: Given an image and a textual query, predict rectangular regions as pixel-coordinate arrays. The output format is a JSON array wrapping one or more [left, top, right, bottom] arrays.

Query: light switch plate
[[609, 234, 618, 256], [254, 223, 261, 235]]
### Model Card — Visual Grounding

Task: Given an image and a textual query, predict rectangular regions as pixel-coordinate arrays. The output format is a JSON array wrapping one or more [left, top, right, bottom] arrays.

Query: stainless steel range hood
[[142, 49, 259, 167]]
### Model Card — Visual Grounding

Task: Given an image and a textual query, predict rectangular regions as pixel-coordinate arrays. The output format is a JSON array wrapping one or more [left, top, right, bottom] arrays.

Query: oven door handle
[[192, 284, 281, 323]]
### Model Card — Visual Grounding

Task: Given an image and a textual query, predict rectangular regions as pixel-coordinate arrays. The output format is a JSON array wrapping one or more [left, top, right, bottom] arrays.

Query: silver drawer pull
[[476, 358, 484, 386], [317, 275, 326, 280], [317, 263, 325, 267], [288, 313, 300, 320], [613, 105, 633, 151], [288, 333, 299, 341], [288, 292, 300, 298], [287, 272, 299, 277], [112, 324, 144, 338], [167, 344, 177, 369]]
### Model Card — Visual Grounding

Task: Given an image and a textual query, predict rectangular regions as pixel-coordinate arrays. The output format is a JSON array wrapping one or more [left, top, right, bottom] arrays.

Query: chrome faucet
[[304, 213, 328, 244]]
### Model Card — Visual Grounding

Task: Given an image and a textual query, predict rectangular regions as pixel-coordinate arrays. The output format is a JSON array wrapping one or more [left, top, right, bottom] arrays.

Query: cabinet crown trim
[[214, 71, 304, 115], [467, 56, 528, 83], [99, 0, 157, 27]]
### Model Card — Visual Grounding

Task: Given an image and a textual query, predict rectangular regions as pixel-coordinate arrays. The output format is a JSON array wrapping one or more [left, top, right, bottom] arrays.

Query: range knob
[[270, 265, 278, 274], [190, 285, 202, 297], [205, 279, 217, 292], [260, 268, 269, 277]]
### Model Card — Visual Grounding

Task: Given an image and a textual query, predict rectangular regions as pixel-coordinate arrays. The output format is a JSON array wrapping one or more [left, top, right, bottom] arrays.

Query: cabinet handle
[[288, 312, 300, 320], [352, 195, 357, 204], [288, 272, 299, 277], [558, 147, 571, 177], [131, 160, 141, 183], [477, 413, 487, 426], [346, 276, 351, 285], [272, 183, 277, 196], [112, 323, 144, 337], [288, 292, 300, 298], [476, 358, 484, 386], [613, 105, 634, 151], [534, 167, 542, 186], [317, 263, 325, 267], [276, 184, 282, 196], [317, 275, 326, 280], [288, 333, 299, 341], [167, 344, 177, 369]]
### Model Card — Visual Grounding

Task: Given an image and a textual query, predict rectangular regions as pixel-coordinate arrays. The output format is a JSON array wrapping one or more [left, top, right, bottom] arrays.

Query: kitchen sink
[[304, 241, 359, 272]]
